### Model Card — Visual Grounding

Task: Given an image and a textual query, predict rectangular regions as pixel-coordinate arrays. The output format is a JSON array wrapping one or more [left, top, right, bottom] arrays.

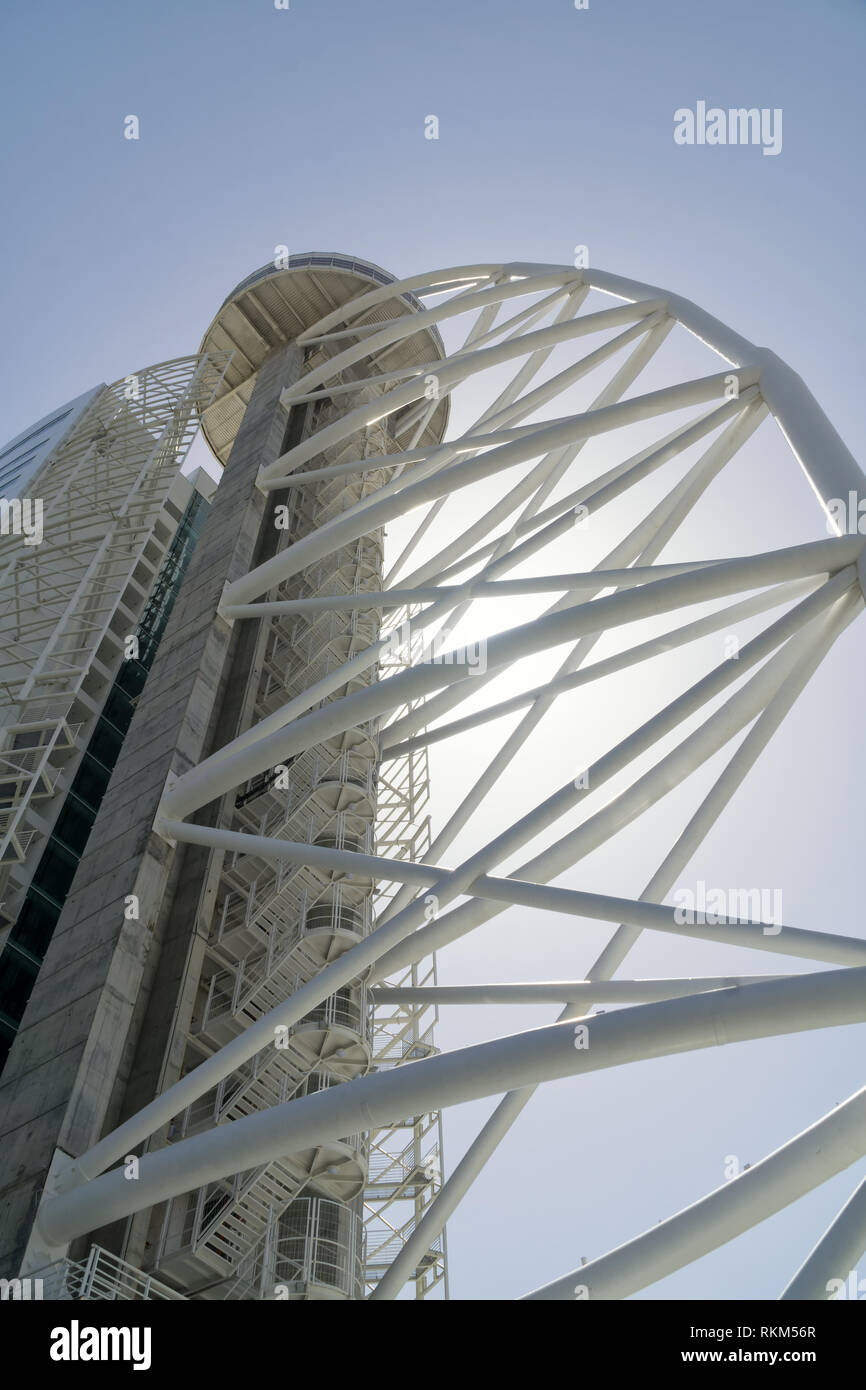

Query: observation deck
[[198, 252, 450, 465]]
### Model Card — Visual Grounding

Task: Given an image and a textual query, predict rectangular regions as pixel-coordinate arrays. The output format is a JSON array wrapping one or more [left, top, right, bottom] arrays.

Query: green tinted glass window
[[10, 891, 61, 957]]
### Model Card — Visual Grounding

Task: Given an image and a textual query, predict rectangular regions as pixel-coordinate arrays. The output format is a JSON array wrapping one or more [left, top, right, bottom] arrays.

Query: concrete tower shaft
[[125, 256, 452, 1298]]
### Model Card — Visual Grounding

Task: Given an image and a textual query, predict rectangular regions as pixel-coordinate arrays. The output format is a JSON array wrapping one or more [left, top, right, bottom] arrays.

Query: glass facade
[[0, 488, 210, 1074], [0, 386, 102, 500]]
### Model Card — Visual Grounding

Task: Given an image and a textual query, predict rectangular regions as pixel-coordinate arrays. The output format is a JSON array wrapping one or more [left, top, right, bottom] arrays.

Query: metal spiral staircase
[[152, 381, 431, 1298]]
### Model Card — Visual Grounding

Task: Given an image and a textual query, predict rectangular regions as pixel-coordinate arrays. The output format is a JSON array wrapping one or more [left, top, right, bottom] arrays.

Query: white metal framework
[[0, 354, 231, 912], [31, 262, 866, 1300]]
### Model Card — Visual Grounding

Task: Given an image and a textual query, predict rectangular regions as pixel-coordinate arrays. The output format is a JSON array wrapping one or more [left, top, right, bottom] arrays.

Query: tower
[[4, 257, 866, 1302], [141, 253, 451, 1298]]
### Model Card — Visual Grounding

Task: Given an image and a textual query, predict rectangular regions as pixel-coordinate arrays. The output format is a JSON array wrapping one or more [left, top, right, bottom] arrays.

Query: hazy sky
[[2, 0, 865, 1301]]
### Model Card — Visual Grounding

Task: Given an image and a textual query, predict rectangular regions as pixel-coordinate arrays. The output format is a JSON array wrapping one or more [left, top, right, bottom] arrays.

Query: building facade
[[0, 362, 229, 1072]]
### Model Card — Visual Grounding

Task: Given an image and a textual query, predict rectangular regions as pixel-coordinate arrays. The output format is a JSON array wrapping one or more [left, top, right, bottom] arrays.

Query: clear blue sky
[[2, 0, 864, 1301], [2, 0, 864, 453]]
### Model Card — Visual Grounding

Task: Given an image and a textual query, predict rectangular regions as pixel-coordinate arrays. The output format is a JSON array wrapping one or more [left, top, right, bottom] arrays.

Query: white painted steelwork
[[0, 355, 231, 907]]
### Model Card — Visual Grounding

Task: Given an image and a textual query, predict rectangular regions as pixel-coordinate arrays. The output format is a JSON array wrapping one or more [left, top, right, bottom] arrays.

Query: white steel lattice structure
[[28, 260, 866, 1300], [0, 355, 231, 911]]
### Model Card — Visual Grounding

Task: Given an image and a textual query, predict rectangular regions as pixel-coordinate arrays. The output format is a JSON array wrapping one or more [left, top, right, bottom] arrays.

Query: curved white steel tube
[[38, 968, 866, 1249], [523, 1083, 866, 1300]]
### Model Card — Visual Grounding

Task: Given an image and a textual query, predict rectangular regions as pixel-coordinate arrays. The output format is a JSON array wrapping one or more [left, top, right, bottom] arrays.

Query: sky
[[2, 0, 865, 1302]]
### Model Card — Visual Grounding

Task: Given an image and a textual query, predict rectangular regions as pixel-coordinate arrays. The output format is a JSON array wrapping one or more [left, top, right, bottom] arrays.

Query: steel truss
[[32, 263, 866, 1300]]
